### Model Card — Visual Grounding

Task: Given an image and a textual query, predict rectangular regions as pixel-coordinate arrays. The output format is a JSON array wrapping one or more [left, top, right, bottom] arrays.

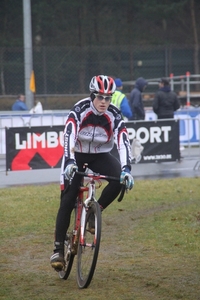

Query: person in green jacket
[[111, 78, 132, 119]]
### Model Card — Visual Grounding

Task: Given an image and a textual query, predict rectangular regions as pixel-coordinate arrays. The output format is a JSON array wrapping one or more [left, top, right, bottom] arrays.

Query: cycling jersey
[[63, 97, 131, 169]]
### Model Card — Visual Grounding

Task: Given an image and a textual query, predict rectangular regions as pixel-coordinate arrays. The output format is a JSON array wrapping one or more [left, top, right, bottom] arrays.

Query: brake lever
[[69, 168, 78, 185], [117, 176, 129, 202], [117, 184, 126, 202], [62, 167, 77, 185]]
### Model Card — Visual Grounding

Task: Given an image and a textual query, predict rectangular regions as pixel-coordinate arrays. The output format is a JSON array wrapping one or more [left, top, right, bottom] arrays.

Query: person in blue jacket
[[12, 94, 28, 111], [129, 77, 148, 120], [111, 78, 132, 120]]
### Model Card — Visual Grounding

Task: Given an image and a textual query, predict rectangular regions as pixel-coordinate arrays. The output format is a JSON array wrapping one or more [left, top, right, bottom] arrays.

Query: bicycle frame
[[72, 175, 100, 251], [59, 169, 126, 288], [80, 176, 99, 245]]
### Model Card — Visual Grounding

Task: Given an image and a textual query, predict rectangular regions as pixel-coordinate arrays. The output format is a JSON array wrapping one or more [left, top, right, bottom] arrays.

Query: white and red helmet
[[89, 75, 116, 95]]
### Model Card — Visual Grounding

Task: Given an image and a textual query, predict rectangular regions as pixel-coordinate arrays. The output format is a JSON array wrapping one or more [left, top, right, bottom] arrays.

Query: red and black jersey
[[63, 97, 131, 169]]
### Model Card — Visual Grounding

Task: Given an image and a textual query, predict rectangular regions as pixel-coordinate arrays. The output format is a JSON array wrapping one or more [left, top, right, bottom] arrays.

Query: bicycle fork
[[79, 183, 96, 246], [71, 198, 82, 255]]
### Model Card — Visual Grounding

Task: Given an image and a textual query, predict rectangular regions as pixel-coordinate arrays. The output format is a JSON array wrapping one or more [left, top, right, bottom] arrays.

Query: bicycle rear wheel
[[76, 201, 101, 288], [59, 207, 76, 280]]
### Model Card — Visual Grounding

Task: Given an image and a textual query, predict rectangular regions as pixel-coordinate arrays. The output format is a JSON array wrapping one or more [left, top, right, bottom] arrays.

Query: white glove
[[64, 164, 78, 181], [120, 167, 134, 190]]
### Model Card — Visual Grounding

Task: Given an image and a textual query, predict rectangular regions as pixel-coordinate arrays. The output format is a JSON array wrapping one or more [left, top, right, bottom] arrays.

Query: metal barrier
[[124, 73, 200, 107], [0, 109, 200, 159]]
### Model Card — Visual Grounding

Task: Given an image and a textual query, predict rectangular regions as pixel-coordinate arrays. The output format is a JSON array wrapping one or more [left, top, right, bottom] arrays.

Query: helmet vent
[[104, 78, 108, 91]]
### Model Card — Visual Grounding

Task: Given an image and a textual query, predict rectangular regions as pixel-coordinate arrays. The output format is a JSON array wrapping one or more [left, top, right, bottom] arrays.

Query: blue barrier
[[145, 108, 200, 146]]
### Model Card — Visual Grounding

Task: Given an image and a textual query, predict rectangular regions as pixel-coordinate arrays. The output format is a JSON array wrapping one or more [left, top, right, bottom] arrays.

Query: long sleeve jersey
[[63, 97, 132, 169]]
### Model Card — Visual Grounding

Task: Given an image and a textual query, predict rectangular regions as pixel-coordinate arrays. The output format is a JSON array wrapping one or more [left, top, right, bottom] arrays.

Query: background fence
[[0, 45, 197, 96]]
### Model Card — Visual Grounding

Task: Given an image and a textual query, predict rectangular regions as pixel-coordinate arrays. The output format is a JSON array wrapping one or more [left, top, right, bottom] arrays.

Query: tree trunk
[[190, 0, 200, 90], [0, 48, 6, 95]]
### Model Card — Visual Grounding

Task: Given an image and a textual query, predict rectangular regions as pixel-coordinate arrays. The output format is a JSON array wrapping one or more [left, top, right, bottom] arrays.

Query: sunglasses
[[94, 94, 112, 102]]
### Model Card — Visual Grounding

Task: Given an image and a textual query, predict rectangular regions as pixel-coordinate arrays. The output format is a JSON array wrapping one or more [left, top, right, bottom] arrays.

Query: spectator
[[129, 77, 148, 120], [12, 94, 28, 111], [153, 78, 180, 119], [111, 78, 132, 120]]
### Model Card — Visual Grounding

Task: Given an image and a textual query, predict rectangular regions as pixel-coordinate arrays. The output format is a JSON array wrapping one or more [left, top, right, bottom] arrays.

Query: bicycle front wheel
[[76, 201, 101, 288], [59, 207, 76, 280]]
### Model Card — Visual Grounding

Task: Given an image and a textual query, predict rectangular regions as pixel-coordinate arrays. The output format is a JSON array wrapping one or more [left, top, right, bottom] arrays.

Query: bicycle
[[58, 166, 126, 289]]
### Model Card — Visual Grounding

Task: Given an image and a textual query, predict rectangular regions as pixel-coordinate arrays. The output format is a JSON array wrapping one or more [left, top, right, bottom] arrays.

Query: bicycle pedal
[[51, 261, 65, 272]]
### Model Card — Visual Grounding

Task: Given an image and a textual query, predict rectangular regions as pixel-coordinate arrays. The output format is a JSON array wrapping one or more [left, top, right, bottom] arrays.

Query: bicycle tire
[[59, 207, 76, 280], [76, 201, 101, 288]]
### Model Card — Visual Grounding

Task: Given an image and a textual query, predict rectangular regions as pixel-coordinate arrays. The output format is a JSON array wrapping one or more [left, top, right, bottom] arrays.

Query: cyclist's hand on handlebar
[[120, 166, 134, 190], [64, 163, 78, 181]]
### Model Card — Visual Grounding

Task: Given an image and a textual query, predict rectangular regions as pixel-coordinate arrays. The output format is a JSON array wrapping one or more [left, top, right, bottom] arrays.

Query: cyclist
[[50, 75, 134, 271]]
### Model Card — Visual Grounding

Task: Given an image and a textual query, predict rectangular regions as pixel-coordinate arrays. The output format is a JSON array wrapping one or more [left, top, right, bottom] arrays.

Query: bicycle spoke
[[77, 202, 101, 288], [59, 208, 76, 280]]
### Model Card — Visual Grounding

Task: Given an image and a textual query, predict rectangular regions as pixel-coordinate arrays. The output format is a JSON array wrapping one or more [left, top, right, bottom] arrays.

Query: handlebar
[[76, 170, 120, 181], [75, 170, 127, 202]]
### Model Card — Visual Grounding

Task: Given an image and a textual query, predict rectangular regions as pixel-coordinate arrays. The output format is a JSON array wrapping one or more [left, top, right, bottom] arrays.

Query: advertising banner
[[6, 126, 64, 171], [126, 120, 180, 163], [1, 108, 200, 155], [6, 120, 180, 171]]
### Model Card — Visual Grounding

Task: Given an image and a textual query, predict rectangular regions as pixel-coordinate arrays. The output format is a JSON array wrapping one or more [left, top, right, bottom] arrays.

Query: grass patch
[[0, 178, 200, 300]]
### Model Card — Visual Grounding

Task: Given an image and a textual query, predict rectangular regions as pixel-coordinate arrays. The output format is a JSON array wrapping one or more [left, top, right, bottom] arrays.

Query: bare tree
[[0, 48, 5, 95], [190, 0, 200, 89]]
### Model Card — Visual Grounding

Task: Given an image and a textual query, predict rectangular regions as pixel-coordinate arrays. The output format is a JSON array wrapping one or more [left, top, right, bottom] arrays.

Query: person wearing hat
[[153, 78, 180, 119], [111, 78, 132, 120], [129, 77, 148, 120]]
